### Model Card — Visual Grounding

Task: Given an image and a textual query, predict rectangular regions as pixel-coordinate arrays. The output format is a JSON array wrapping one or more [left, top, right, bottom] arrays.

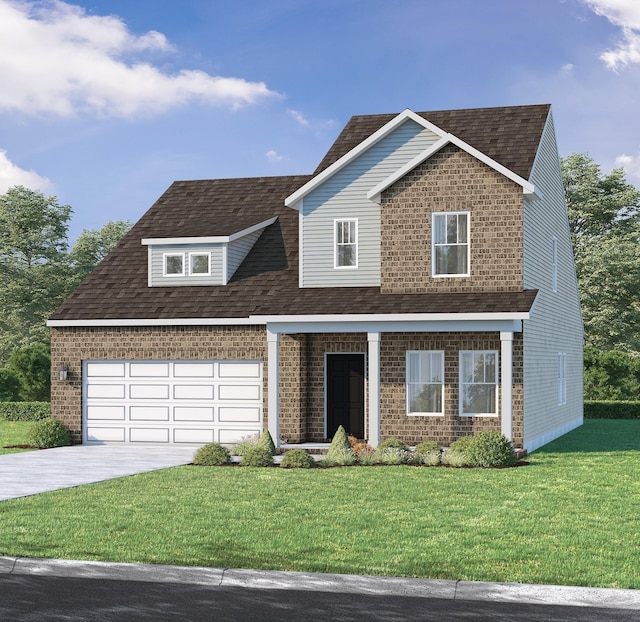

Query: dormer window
[[164, 253, 184, 277], [432, 212, 469, 277], [335, 219, 358, 268], [190, 252, 210, 276]]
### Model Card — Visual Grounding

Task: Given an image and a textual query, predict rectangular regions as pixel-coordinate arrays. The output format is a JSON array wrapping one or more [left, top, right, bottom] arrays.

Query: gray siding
[[522, 111, 583, 451], [227, 230, 262, 281], [150, 244, 224, 287], [301, 120, 441, 287]]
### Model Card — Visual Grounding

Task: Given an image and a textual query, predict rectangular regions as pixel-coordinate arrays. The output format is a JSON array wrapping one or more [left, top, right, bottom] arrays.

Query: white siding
[[301, 120, 441, 287], [522, 111, 583, 452], [150, 244, 224, 286], [227, 230, 262, 281]]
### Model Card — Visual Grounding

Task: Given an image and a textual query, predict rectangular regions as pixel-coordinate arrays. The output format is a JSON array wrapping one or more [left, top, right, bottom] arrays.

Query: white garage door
[[83, 360, 262, 445]]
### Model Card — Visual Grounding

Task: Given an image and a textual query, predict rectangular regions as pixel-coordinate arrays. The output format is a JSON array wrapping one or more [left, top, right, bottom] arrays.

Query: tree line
[[0, 186, 131, 400]]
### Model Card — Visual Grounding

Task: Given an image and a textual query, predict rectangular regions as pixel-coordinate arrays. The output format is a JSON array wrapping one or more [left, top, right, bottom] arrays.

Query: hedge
[[0, 402, 51, 421], [584, 401, 640, 419]]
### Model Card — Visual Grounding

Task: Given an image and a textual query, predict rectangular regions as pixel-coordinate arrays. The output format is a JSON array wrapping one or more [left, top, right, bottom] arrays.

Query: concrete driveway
[[0, 445, 196, 501]]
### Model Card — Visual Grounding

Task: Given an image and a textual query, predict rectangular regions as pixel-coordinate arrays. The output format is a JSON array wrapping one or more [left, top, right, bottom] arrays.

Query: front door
[[326, 353, 365, 439]]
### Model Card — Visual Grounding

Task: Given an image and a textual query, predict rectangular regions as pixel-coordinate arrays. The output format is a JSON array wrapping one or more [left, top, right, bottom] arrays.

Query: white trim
[[285, 109, 446, 208], [222, 245, 228, 286], [406, 350, 445, 416], [261, 312, 529, 324], [189, 252, 211, 277], [459, 350, 499, 417], [557, 352, 567, 406], [147, 246, 153, 288], [334, 218, 358, 269], [163, 253, 185, 277], [551, 235, 558, 293], [524, 415, 582, 453], [48, 317, 266, 327], [367, 334, 380, 447], [500, 332, 513, 441], [432, 212, 470, 278], [267, 329, 280, 448], [298, 206, 304, 288], [141, 217, 277, 246]]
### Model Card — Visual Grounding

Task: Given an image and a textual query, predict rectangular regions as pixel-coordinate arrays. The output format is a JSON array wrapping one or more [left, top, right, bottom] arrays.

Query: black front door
[[326, 353, 365, 439]]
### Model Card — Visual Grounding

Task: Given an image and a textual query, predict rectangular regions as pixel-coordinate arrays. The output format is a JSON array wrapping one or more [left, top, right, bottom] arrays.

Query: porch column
[[500, 331, 513, 442], [267, 328, 280, 448], [367, 332, 381, 448]]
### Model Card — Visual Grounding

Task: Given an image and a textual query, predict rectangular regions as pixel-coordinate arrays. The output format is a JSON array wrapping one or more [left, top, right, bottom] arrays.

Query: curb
[[1, 557, 639, 610]]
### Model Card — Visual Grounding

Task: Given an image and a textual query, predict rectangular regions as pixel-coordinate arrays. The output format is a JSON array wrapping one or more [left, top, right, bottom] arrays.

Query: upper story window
[[164, 253, 184, 277], [406, 351, 444, 416], [335, 219, 358, 268], [190, 252, 210, 276], [432, 212, 469, 277], [460, 351, 498, 416], [552, 236, 558, 293], [557, 352, 567, 405]]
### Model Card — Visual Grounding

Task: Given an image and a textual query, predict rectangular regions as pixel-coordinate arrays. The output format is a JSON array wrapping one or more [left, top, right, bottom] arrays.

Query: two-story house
[[48, 104, 583, 452]]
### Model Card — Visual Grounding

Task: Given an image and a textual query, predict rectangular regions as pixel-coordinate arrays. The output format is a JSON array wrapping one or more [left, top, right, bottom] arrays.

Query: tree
[[584, 347, 640, 401], [68, 220, 132, 286], [7, 344, 51, 401], [0, 369, 21, 402], [0, 186, 72, 362]]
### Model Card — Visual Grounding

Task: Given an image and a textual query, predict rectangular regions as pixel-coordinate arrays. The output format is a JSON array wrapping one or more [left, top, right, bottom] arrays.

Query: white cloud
[[265, 149, 283, 163], [287, 109, 310, 127], [615, 152, 640, 179], [0, 0, 279, 117], [0, 150, 51, 193], [581, 0, 640, 69]]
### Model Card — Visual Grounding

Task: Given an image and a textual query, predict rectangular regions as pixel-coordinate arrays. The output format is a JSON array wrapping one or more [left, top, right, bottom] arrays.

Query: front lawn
[[0, 421, 34, 455], [0, 419, 639, 588]]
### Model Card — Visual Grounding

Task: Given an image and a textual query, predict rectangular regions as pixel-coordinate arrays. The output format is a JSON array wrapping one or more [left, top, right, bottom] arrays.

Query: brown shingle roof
[[51, 105, 546, 322]]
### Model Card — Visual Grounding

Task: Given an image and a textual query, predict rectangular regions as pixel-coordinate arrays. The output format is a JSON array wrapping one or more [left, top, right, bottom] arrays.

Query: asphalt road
[[1, 575, 638, 622]]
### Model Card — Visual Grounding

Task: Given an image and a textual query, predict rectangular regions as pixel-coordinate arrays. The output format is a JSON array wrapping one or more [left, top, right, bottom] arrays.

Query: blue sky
[[1, 0, 639, 241]]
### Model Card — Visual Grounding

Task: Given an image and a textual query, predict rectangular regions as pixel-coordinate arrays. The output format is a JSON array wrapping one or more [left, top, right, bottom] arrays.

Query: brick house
[[48, 104, 583, 452]]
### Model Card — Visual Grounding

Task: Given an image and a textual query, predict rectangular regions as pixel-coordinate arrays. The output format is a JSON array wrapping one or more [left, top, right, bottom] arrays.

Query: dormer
[[142, 217, 276, 287]]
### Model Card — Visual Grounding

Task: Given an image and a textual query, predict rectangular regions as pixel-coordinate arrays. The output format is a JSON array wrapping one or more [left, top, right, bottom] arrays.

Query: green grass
[[0, 419, 639, 588], [0, 420, 34, 455]]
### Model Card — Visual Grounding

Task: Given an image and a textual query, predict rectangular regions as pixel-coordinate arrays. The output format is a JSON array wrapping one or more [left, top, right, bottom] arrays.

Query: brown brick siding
[[380, 144, 524, 294]]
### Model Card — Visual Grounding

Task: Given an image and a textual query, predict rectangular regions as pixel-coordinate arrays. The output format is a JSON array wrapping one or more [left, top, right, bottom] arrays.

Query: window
[[190, 252, 210, 276], [163, 253, 184, 276], [558, 352, 567, 405], [432, 212, 469, 276], [460, 351, 498, 416], [406, 351, 444, 415], [552, 236, 558, 293], [335, 219, 358, 268]]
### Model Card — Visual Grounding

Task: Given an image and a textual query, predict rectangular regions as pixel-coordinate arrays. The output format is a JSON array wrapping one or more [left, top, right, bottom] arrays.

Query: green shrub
[[377, 438, 409, 452], [256, 429, 276, 456], [0, 370, 21, 402], [374, 447, 407, 465], [319, 446, 356, 467], [357, 448, 377, 466], [442, 436, 474, 467], [231, 433, 259, 456], [193, 443, 231, 466], [280, 449, 315, 469], [26, 418, 71, 448], [326, 425, 354, 462], [466, 431, 516, 467], [240, 446, 274, 467], [584, 401, 640, 419], [0, 402, 51, 421], [415, 441, 442, 466]]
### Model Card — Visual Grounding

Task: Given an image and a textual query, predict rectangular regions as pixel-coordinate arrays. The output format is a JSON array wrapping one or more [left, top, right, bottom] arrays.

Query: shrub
[[193, 443, 231, 466], [415, 441, 442, 466], [256, 429, 276, 456], [326, 426, 354, 462], [0, 402, 50, 421], [0, 370, 21, 402], [442, 436, 474, 467], [357, 448, 377, 466], [240, 446, 274, 467], [280, 449, 315, 469], [319, 447, 356, 467], [26, 418, 71, 448], [231, 433, 259, 456], [377, 438, 409, 452], [348, 435, 373, 456], [374, 447, 409, 465], [466, 431, 516, 467], [584, 401, 640, 419]]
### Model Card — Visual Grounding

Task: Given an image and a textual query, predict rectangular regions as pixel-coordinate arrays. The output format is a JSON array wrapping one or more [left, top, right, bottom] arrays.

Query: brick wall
[[380, 144, 524, 294]]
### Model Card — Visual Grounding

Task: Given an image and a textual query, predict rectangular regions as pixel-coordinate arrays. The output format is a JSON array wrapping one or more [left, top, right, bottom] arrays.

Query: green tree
[[69, 220, 132, 285], [0, 186, 72, 362], [0, 368, 21, 402], [7, 344, 51, 401], [584, 347, 640, 401]]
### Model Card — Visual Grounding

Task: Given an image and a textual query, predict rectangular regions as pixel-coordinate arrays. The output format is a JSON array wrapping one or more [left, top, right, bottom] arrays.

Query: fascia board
[[257, 312, 530, 323], [141, 217, 277, 246], [47, 317, 265, 327], [284, 109, 447, 208]]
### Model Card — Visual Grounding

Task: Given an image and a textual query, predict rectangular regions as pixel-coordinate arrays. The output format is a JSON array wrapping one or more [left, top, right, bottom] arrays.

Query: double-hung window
[[432, 212, 469, 277], [460, 351, 498, 416], [163, 253, 184, 277], [558, 352, 567, 405], [335, 219, 358, 268], [406, 351, 444, 415]]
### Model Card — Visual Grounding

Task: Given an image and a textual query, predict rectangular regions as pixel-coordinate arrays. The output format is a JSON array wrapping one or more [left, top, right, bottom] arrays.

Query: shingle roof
[[51, 105, 546, 322]]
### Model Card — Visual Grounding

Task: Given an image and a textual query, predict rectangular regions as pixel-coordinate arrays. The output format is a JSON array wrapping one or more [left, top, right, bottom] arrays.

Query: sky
[[1, 0, 640, 241]]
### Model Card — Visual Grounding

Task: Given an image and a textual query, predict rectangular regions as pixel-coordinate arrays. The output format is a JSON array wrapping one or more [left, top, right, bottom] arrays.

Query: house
[[48, 104, 583, 452]]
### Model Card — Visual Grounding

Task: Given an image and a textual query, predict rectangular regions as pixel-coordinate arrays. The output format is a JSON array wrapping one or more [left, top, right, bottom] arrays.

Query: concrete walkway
[[0, 445, 196, 501]]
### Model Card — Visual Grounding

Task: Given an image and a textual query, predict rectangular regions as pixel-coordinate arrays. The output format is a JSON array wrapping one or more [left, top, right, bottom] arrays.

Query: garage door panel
[[174, 407, 215, 422], [219, 362, 261, 378], [87, 427, 126, 442], [174, 429, 216, 444], [130, 406, 170, 421], [219, 428, 261, 444], [87, 384, 126, 399], [87, 406, 126, 420], [129, 428, 170, 443], [130, 363, 169, 377], [86, 363, 125, 377], [130, 384, 170, 399], [174, 363, 214, 377], [174, 385, 214, 400], [219, 407, 260, 423], [218, 384, 261, 401]]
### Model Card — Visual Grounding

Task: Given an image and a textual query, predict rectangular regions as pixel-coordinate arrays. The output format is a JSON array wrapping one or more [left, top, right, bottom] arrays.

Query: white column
[[500, 331, 513, 442], [367, 332, 381, 448], [267, 328, 280, 448]]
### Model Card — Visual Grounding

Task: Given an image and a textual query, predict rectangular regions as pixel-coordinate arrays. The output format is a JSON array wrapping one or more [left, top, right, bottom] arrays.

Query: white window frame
[[558, 352, 567, 406], [189, 252, 211, 276], [334, 219, 358, 269], [163, 253, 185, 277], [406, 351, 445, 416], [459, 350, 499, 417], [552, 236, 558, 293], [432, 212, 470, 277]]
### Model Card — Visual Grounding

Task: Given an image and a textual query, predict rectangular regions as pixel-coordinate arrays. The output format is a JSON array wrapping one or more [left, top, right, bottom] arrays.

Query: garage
[[83, 360, 263, 445]]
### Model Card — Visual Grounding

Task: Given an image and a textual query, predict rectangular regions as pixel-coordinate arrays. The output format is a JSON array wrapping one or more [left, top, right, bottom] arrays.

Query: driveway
[[0, 445, 196, 501]]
